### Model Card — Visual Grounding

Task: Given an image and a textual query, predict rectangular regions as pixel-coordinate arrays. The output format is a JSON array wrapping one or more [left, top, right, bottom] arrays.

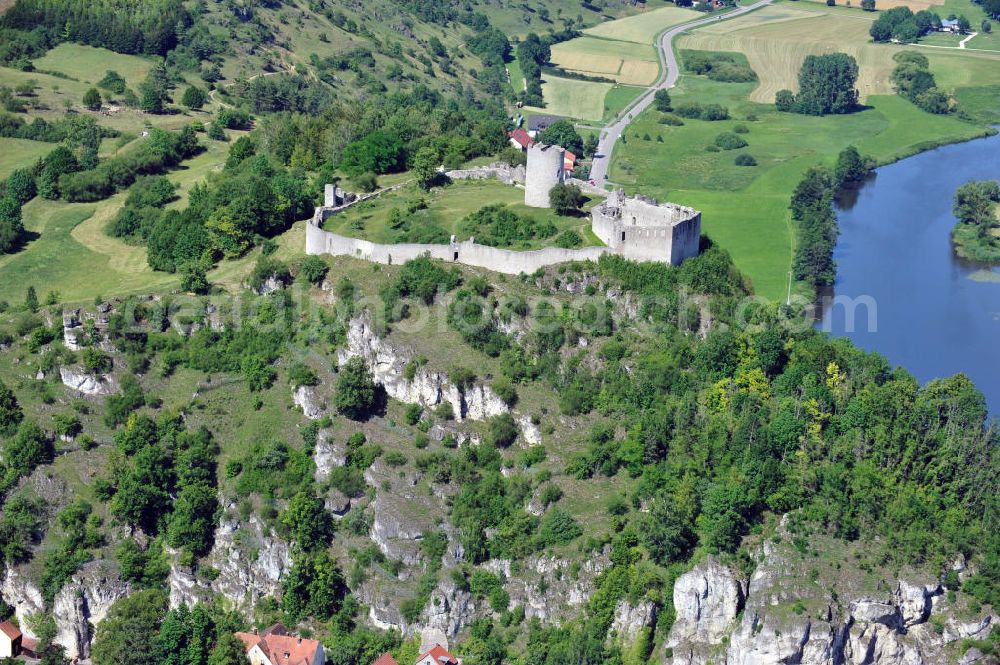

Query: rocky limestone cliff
[[665, 520, 996, 665], [206, 510, 293, 610], [2, 561, 129, 660], [336, 311, 508, 423]]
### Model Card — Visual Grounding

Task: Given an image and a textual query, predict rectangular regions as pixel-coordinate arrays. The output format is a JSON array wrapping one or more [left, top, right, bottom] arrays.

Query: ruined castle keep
[[591, 189, 701, 265], [524, 143, 566, 208]]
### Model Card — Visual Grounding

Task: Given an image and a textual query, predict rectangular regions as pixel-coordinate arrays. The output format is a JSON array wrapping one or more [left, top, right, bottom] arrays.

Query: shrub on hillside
[[674, 102, 704, 119], [715, 132, 748, 150], [735, 154, 757, 166], [701, 104, 730, 121]]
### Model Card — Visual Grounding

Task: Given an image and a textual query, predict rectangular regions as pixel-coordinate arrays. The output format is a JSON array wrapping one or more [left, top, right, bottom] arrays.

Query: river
[[817, 132, 1000, 416]]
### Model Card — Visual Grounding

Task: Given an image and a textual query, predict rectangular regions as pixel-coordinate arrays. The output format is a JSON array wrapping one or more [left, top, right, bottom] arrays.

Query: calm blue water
[[818, 132, 1000, 416]]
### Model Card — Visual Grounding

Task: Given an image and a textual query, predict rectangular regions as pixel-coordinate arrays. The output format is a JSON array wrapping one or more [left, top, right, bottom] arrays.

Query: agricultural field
[[583, 4, 700, 43], [321, 180, 602, 249], [609, 51, 998, 299], [523, 76, 614, 121], [680, 3, 1000, 103], [550, 36, 660, 85], [679, 5, 897, 102], [529, 3, 701, 120]]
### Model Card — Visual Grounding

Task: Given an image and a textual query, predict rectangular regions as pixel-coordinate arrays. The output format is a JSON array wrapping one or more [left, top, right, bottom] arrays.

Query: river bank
[[818, 131, 1000, 415]]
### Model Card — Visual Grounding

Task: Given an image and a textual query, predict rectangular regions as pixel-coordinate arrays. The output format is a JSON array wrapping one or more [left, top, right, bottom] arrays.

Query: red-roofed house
[[415, 644, 460, 665], [235, 624, 324, 665], [563, 151, 577, 173], [372, 653, 400, 665], [508, 128, 534, 151], [0, 621, 34, 659]]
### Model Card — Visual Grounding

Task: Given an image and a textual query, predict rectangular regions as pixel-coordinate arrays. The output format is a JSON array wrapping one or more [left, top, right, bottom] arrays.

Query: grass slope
[[0, 137, 51, 179], [0, 134, 234, 304]]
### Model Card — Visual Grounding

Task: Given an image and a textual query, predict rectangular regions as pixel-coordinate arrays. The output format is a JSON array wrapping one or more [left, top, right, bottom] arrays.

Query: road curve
[[587, 0, 773, 184]]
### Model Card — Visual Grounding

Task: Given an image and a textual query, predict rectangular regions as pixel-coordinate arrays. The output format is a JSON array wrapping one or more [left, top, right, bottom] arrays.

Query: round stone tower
[[524, 143, 566, 208]]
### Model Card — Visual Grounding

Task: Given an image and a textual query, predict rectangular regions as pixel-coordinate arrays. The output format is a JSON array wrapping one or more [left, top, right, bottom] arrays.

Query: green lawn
[[321, 180, 601, 249], [611, 66, 994, 300], [603, 85, 646, 122], [0, 137, 51, 179], [32, 43, 154, 88]]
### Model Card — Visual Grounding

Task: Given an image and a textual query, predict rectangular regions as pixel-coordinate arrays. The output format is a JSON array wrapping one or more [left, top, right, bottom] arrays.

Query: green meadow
[[611, 51, 997, 300]]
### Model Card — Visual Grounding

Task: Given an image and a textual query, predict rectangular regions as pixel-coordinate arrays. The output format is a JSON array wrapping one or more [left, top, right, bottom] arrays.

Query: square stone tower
[[591, 189, 701, 265]]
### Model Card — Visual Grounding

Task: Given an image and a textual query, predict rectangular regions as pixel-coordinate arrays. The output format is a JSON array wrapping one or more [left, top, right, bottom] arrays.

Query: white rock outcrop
[[337, 312, 508, 423], [668, 557, 743, 648], [60, 367, 117, 395], [2, 562, 129, 660], [207, 512, 292, 610], [293, 385, 324, 419], [665, 521, 996, 665]]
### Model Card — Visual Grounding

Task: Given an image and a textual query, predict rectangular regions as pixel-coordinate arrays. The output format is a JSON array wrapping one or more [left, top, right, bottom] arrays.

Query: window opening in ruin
[[621, 232, 625, 242], [453, 251, 459, 260]]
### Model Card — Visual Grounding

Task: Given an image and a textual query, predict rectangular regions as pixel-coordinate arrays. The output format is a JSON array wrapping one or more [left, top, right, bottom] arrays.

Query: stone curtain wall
[[445, 162, 526, 185], [305, 221, 609, 275]]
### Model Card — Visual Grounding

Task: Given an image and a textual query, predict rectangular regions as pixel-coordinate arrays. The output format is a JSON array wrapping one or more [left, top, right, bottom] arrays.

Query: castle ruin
[[591, 189, 701, 265], [304, 147, 701, 273], [524, 143, 566, 208]]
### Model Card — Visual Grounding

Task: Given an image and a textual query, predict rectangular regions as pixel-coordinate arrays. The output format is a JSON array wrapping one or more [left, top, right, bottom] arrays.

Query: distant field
[[584, 5, 700, 43], [550, 36, 660, 85], [0, 137, 51, 179], [610, 57, 995, 299], [33, 44, 153, 88], [0, 44, 216, 134], [525, 76, 614, 121], [536, 3, 700, 115], [680, 5, 897, 102]]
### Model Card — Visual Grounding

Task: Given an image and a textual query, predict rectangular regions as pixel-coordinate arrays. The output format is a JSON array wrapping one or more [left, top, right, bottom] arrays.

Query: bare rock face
[[369, 492, 434, 566], [2, 562, 129, 660], [668, 557, 743, 649], [63, 309, 83, 351], [610, 599, 658, 643], [314, 430, 346, 482], [207, 511, 292, 610], [1, 567, 45, 638], [60, 367, 117, 395], [516, 415, 541, 445], [293, 385, 324, 419], [502, 551, 611, 623], [51, 561, 130, 660], [337, 312, 508, 423], [422, 573, 477, 640], [666, 518, 996, 665]]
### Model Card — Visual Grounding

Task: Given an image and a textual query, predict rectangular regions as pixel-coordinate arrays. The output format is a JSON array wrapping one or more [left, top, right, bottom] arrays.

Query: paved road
[[588, 0, 774, 184]]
